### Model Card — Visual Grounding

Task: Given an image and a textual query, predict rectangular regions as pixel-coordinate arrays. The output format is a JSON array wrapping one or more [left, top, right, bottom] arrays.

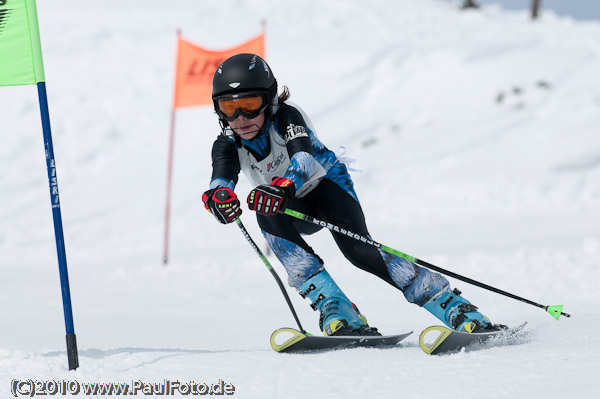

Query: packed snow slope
[[1, 0, 599, 398]]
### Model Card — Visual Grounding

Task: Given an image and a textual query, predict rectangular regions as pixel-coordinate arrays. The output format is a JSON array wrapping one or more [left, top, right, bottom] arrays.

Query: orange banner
[[172, 33, 265, 109]]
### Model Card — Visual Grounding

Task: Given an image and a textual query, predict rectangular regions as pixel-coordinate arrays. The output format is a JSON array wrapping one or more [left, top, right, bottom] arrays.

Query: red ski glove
[[202, 187, 242, 224], [247, 177, 296, 216]]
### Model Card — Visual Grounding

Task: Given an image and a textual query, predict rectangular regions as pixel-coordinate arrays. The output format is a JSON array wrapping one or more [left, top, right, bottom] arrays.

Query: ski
[[419, 322, 528, 355], [270, 328, 413, 353]]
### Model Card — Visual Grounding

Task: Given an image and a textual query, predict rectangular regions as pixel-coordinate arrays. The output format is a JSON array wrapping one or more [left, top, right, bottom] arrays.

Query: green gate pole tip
[[546, 305, 564, 321]]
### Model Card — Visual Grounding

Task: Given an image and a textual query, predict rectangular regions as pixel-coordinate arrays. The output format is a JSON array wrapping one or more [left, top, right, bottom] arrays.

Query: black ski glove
[[247, 177, 296, 216], [202, 187, 242, 224]]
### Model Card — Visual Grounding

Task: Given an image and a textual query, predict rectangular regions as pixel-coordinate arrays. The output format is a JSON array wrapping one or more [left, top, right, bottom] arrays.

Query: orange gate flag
[[173, 33, 265, 109]]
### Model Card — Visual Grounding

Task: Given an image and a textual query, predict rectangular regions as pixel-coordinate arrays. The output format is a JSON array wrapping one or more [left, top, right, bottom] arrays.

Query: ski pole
[[283, 208, 571, 320], [234, 218, 306, 333], [212, 190, 306, 331]]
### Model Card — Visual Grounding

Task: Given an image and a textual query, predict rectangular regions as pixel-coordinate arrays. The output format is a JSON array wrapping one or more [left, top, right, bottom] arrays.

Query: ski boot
[[299, 269, 380, 336], [424, 288, 502, 333]]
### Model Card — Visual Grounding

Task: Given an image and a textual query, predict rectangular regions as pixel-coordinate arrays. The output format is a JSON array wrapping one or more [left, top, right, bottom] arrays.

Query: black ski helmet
[[212, 53, 278, 120]]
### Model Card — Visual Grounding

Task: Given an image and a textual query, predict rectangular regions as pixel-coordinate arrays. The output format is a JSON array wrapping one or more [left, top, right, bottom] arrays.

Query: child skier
[[202, 53, 501, 336]]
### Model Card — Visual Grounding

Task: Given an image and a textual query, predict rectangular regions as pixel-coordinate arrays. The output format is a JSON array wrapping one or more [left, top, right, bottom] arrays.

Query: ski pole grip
[[215, 188, 230, 201]]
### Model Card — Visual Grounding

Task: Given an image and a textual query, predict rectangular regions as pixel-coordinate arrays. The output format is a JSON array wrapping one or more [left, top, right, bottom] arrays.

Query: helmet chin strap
[[233, 124, 262, 137], [221, 122, 263, 136], [218, 99, 276, 147], [219, 121, 267, 148]]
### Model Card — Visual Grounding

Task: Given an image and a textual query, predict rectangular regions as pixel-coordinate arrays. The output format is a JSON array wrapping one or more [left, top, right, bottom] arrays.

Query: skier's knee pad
[[263, 232, 322, 288]]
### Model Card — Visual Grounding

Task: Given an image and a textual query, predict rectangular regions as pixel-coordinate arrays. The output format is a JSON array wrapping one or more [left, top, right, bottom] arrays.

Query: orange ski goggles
[[215, 92, 267, 121]]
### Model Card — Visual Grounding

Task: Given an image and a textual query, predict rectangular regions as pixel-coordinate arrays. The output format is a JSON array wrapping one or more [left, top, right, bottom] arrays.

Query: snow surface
[[1, 0, 599, 397]]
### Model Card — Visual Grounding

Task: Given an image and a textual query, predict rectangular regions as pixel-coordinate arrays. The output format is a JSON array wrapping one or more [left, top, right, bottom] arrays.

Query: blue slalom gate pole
[[37, 82, 79, 370]]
